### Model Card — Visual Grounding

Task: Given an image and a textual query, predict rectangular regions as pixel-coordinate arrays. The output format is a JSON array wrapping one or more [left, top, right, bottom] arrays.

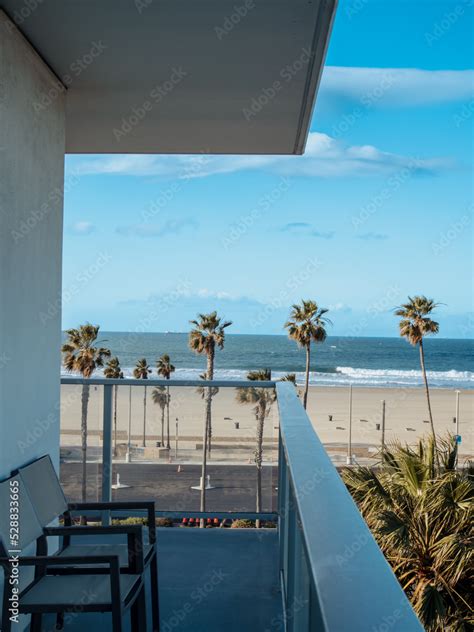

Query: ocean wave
[[60, 365, 473, 389]]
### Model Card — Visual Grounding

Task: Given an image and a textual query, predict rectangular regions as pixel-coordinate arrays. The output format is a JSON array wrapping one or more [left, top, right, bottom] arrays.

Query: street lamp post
[[381, 399, 386, 459], [175, 417, 179, 459], [346, 384, 353, 465], [126, 384, 132, 463]]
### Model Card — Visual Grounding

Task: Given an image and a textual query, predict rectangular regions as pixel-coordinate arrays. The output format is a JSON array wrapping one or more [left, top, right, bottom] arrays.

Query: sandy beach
[[60, 384, 473, 464]]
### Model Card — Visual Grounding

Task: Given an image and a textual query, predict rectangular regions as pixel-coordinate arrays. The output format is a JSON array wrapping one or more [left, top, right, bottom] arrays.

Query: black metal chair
[[0, 474, 146, 632], [17, 455, 160, 631]]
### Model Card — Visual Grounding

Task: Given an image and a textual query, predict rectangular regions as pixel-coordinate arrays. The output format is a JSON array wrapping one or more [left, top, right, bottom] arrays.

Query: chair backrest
[[0, 475, 43, 554], [17, 455, 68, 528]]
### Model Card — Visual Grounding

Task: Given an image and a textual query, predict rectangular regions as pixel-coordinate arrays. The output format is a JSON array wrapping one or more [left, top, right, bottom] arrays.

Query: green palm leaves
[[62, 323, 111, 378], [284, 299, 330, 409], [395, 296, 440, 445], [189, 311, 232, 378], [62, 324, 111, 504], [342, 437, 473, 631], [395, 296, 440, 346]]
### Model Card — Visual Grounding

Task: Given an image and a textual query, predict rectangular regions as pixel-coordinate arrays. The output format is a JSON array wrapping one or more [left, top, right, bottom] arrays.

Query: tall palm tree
[[156, 354, 175, 449], [133, 358, 151, 447], [189, 312, 232, 522], [62, 324, 110, 504], [342, 437, 473, 631], [151, 386, 167, 447], [395, 296, 439, 444], [104, 357, 124, 457], [285, 299, 330, 409], [236, 369, 276, 527]]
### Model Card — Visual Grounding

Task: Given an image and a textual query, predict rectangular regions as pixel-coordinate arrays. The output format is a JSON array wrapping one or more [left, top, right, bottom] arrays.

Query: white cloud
[[320, 67, 474, 107], [116, 218, 197, 237], [69, 132, 448, 180], [71, 221, 95, 234]]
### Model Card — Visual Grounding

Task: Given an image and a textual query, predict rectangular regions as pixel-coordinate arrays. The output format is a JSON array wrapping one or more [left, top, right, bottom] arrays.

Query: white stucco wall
[[0, 11, 65, 480]]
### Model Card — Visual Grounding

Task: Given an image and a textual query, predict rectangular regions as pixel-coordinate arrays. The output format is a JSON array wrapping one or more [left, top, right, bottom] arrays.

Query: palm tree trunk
[[200, 348, 214, 527], [113, 384, 118, 457], [80, 383, 90, 513], [166, 382, 171, 449], [207, 350, 214, 459], [419, 340, 437, 447], [142, 385, 147, 447], [303, 344, 310, 409]]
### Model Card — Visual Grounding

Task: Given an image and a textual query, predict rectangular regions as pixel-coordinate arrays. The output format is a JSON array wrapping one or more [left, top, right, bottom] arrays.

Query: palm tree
[[236, 369, 276, 527], [285, 300, 330, 409], [133, 358, 151, 447], [151, 386, 167, 447], [104, 357, 124, 457], [156, 354, 175, 449], [189, 312, 232, 522], [62, 324, 110, 504], [342, 437, 473, 631], [395, 296, 439, 444]]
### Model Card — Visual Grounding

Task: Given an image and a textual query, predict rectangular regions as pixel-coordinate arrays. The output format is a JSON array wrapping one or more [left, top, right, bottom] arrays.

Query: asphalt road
[[60, 462, 278, 513]]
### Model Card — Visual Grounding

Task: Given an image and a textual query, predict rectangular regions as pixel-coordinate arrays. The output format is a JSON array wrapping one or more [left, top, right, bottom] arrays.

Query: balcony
[[47, 378, 422, 631]]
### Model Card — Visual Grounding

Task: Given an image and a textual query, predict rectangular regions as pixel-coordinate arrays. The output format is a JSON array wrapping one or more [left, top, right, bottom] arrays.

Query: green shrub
[[231, 519, 256, 528]]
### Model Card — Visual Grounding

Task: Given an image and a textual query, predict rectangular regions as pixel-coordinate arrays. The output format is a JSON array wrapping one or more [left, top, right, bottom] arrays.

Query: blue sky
[[63, 0, 473, 337]]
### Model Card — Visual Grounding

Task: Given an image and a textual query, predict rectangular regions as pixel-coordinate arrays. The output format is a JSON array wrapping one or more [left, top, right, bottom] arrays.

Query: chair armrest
[[68, 501, 157, 544], [44, 525, 145, 573], [0, 554, 119, 572]]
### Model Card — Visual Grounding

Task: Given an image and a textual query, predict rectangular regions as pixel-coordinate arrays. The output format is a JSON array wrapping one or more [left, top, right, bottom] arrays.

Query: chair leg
[[1, 584, 12, 632], [56, 612, 65, 630], [150, 555, 160, 631], [111, 604, 123, 632], [30, 613, 42, 632], [131, 585, 147, 632]]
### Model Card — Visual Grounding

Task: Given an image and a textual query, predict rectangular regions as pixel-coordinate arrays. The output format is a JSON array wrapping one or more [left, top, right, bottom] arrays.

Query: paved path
[[61, 462, 278, 513]]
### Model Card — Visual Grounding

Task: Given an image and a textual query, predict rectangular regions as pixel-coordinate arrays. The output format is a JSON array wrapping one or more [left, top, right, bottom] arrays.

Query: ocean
[[61, 332, 473, 390]]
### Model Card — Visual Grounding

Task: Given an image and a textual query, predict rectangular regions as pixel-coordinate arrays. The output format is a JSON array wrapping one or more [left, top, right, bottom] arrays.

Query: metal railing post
[[101, 383, 113, 525]]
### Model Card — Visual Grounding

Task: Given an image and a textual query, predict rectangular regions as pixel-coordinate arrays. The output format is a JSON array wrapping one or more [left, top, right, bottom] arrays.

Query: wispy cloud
[[281, 222, 335, 239], [71, 221, 95, 235], [116, 218, 197, 237], [69, 131, 448, 181], [356, 232, 389, 241], [320, 67, 474, 107]]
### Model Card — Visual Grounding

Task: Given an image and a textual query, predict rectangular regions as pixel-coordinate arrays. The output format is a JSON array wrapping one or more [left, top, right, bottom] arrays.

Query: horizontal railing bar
[[276, 381, 423, 631], [61, 377, 276, 388], [67, 509, 277, 521]]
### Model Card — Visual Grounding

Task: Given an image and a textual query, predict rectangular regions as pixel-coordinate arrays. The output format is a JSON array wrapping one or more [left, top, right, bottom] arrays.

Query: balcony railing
[[60, 377, 422, 631]]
